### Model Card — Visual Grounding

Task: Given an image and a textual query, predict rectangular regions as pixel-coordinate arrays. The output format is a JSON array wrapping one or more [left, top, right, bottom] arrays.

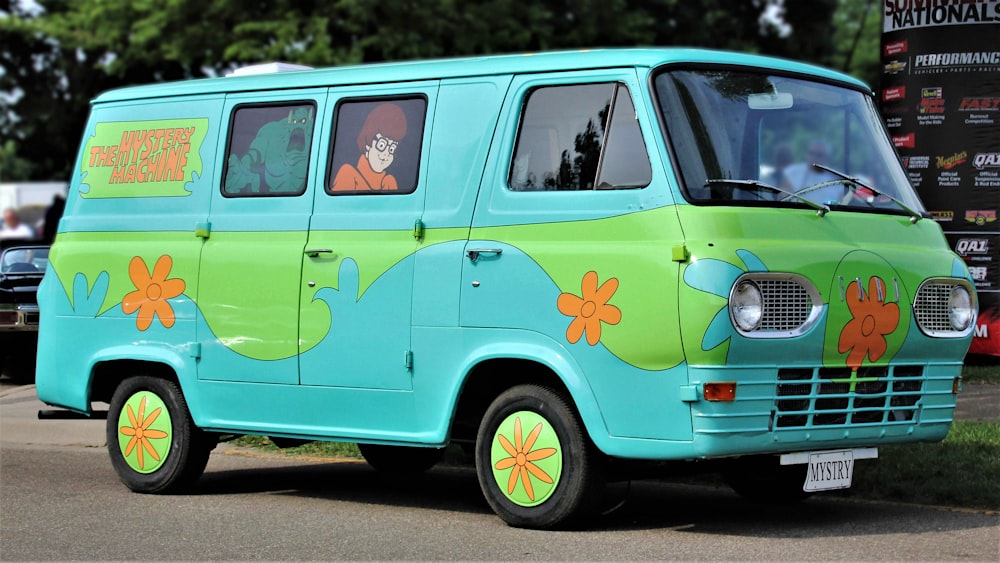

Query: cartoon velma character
[[332, 103, 408, 192]]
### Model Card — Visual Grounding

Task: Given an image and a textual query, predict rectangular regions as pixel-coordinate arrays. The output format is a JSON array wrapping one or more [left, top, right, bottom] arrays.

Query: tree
[[833, 0, 882, 87], [2, 0, 845, 181]]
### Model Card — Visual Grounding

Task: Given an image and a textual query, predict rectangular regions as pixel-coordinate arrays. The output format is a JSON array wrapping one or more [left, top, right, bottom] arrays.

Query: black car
[[0, 243, 48, 382]]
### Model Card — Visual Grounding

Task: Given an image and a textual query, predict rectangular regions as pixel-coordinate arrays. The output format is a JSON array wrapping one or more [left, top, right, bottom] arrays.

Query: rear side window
[[222, 102, 316, 197], [510, 83, 651, 191], [327, 97, 427, 195]]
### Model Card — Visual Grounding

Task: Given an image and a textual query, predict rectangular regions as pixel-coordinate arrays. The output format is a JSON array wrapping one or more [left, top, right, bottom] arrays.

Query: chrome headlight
[[948, 285, 975, 331], [730, 280, 763, 332], [914, 279, 977, 337]]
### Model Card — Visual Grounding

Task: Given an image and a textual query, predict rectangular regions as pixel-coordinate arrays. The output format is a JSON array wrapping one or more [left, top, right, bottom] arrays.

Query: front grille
[[774, 366, 923, 428], [756, 279, 813, 332], [914, 282, 953, 333]]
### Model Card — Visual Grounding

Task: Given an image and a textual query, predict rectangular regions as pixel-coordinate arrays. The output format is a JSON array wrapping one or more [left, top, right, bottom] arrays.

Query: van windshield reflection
[[655, 69, 925, 217]]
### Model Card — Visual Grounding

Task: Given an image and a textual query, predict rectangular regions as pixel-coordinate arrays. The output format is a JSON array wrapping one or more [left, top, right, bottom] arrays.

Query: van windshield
[[653, 69, 925, 217]]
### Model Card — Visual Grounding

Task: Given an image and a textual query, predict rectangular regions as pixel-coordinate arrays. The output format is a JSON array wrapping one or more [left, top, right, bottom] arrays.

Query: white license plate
[[802, 450, 855, 492]]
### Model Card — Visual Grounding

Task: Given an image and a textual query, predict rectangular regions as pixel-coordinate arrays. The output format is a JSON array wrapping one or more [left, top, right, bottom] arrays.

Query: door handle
[[304, 248, 334, 258], [466, 248, 503, 262]]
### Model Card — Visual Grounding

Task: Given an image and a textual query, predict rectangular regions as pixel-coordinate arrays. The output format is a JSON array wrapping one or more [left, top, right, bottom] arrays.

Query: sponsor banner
[[881, 0, 1000, 355], [969, 307, 1000, 355], [884, 1, 1000, 31], [948, 231, 999, 272]]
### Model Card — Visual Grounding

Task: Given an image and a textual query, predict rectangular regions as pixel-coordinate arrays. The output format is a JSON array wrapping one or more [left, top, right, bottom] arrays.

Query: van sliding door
[[298, 83, 437, 391], [196, 90, 325, 384]]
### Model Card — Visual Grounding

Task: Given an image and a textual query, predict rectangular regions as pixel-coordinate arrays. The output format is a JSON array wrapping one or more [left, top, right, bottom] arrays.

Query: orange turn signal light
[[704, 382, 737, 402]]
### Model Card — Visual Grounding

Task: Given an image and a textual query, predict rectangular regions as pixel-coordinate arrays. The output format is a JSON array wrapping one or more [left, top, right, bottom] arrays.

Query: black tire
[[358, 444, 444, 474], [107, 376, 215, 493], [723, 455, 812, 504], [475, 385, 604, 529]]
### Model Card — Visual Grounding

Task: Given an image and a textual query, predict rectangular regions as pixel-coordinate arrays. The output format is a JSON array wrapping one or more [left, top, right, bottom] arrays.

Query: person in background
[[1, 208, 35, 240], [763, 143, 793, 188], [41, 195, 66, 243], [780, 140, 843, 204]]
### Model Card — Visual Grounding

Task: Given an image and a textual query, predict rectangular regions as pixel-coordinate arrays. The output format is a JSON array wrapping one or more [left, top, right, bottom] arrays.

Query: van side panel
[[36, 96, 224, 412], [412, 77, 511, 328]]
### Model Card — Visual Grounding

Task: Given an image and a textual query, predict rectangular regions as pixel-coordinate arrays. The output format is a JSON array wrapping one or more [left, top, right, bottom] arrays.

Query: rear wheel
[[475, 385, 604, 529], [107, 376, 215, 493], [358, 444, 444, 474]]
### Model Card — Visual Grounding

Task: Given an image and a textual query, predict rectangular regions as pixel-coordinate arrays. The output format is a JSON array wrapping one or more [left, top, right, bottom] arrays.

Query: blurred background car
[[0, 243, 49, 382]]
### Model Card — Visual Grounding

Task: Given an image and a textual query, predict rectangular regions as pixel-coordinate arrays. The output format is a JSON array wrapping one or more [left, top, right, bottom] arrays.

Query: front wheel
[[475, 385, 604, 529], [107, 376, 215, 493]]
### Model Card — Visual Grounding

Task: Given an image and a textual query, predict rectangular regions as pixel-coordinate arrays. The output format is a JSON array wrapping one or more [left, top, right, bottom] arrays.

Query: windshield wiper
[[811, 164, 924, 223], [705, 179, 830, 217]]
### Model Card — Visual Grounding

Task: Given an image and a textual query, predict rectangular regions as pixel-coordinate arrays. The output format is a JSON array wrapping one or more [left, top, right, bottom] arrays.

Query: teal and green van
[[36, 49, 977, 528]]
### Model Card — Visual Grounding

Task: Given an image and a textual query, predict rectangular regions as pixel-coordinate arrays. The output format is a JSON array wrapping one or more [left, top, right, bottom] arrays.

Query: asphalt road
[[2, 381, 998, 560]]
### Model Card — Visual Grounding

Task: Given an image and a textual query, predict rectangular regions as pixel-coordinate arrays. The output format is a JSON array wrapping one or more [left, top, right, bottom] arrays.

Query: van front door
[[461, 71, 692, 441], [298, 86, 435, 390]]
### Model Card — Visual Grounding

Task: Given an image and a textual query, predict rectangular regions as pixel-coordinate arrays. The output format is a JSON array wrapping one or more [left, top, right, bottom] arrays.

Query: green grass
[[848, 421, 1000, 510], [962, 360, 1000, 385], [230, 435, 362, 458]]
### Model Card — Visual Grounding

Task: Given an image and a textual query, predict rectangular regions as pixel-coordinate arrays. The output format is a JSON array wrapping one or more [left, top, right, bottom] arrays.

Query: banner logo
[[884, 60, 908, 74], [893, 133, 916, 148], [884, 2, 1000, 31], [956, 239, 990, 256], [884, 39, 909, 56], [936, 151, 968, 169], [958, 97, 1000, 111], [918, 87, 946, 114], [914, 52, 1000, 68], [966, 210, 998, 225], [81, 118, 209, 198], [974, 153, 1000, 169], [883, 86, 907, 101]]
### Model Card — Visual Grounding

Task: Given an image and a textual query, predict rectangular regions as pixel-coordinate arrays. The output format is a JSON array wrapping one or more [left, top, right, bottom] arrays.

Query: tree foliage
[[1, 0, 857, 181]]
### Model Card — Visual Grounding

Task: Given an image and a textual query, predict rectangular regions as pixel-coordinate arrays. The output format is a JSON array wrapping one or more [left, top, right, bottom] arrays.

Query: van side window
[[327, 97, 427, 195], [510, 83, 651, 191], [222, 102, 316, 196]]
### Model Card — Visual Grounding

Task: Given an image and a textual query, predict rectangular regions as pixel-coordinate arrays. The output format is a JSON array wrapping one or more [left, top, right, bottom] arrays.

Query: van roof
[[93, 48, 869, 104]]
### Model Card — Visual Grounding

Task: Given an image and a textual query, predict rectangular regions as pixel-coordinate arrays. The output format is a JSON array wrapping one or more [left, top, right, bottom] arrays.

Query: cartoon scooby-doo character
[[331, 103, 408, 192], [225, 106, 314, 194]]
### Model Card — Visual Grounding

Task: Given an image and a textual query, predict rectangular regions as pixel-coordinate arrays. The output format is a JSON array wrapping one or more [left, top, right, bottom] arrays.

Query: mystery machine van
[[36, 49, 977, 529]]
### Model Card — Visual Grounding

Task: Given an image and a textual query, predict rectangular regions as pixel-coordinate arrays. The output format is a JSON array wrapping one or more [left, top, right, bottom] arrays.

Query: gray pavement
[[2, 381, 996, 450], [954, 382, 1000, 423]]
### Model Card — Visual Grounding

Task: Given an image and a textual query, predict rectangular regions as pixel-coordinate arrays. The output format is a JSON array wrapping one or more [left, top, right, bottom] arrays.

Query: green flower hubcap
[[117, 391, 172, 474], [490, 410, 562, 507]]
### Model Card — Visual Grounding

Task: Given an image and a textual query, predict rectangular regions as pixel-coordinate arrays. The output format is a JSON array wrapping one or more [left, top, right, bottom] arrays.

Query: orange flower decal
[[838, 276, 900, 371], [122, 255, 185, 331], [119, 395, 168, 470], [557, 271, 622, 345], [494, 416, 557, 501]]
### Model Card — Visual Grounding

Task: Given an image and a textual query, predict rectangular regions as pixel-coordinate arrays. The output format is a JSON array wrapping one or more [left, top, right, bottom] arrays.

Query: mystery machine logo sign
[[80, 118, 209, 198]]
